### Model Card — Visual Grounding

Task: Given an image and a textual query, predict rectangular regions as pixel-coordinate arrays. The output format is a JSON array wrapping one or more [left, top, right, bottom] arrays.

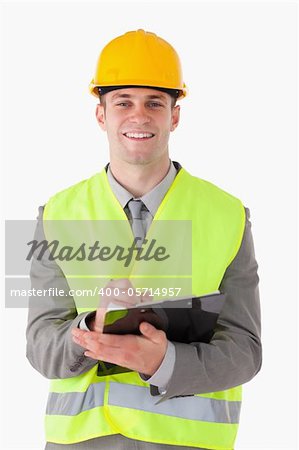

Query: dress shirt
[[107, 159, 178, 232]]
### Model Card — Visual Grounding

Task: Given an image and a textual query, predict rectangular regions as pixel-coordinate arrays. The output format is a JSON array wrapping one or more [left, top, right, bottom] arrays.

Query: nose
[[128, 105, 150, 125]]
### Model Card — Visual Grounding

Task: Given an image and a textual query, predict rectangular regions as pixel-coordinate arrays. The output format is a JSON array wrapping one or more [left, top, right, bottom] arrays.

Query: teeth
[[124, 132, 154, 139]]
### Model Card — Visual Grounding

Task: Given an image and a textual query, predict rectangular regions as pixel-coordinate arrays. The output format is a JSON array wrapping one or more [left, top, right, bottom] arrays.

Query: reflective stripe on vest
[[46, 382, 105, 416], [43, 167, 245, 448], [46, 382, 241, 424], [109, 382, 241, 424]]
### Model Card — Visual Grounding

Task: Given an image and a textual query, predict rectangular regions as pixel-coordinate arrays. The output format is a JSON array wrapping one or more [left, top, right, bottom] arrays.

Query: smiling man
[[26, 30, 262, 450]]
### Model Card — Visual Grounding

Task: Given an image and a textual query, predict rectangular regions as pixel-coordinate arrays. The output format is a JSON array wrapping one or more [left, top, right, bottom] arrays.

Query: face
[[95, 87, 180, 166]]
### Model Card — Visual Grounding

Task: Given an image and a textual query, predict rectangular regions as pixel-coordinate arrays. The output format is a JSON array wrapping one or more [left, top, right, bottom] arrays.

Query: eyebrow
[[111, 93, 168, 102]]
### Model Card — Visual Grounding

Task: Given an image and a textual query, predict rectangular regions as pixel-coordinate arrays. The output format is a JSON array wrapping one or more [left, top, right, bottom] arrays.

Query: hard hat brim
[[89, 81, 187, 100]]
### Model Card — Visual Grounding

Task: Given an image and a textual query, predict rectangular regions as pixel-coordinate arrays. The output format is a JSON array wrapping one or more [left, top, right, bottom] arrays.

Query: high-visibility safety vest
[[43, 166, 246, 449]]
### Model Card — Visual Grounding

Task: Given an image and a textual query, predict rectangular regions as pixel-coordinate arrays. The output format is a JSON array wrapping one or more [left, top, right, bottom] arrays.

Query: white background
[[1, 1, 298, 449]]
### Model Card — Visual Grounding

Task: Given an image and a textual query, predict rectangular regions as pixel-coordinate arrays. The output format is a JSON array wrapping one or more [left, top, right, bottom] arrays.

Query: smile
[[123, 132, 155, 140]]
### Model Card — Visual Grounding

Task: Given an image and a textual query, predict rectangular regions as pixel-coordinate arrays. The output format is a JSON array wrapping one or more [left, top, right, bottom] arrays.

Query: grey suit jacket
[[26, 205, 262, 396]]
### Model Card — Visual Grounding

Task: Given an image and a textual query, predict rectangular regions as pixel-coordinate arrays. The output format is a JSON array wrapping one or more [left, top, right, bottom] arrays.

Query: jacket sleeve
[[155, 207, 262, 400], [26, 206, 98, 379]]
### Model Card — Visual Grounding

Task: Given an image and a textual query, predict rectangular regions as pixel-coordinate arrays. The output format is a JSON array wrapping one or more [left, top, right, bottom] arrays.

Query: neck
[[109, 155, 171, 197]]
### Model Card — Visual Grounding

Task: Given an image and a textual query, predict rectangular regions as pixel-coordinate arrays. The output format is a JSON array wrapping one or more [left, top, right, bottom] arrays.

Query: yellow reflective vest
[[43, 166, 245, 449]]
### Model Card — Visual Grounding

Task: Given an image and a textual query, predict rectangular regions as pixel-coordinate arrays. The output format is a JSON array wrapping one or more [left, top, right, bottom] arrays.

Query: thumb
[[139, 322, 163, 344], [94, 307, 107, 333]]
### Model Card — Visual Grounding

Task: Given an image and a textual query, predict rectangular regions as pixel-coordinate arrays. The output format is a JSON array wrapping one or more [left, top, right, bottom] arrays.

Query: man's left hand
[[72, 322, 168, 376]]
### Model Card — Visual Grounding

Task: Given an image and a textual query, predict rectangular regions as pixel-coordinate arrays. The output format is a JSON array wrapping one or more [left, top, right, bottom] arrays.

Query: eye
[[116, 102, 130, 107], [148, 102, 164, 108]]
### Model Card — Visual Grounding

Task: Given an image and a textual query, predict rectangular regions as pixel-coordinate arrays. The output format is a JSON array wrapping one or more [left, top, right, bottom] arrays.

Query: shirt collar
[[106, 161, 180, 217]]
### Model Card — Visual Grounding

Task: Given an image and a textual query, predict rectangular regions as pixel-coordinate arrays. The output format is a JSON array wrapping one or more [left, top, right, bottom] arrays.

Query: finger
[[108, 294, 141, 308], [105, 278, 139, 306], [80, 334, 118, 354], [83, 338, 102, 354], [84, 350, 120, 364], [85, 346, 126, 366], [94, 307, 107, 332], [84, 351, 99, 360], [101, 292, 142, 309], [72, 330, 101, 348], [72, 334, 89, 348], [99, 288, 140, 309], [71, 328, 91, 346], [107, 278, 134, 289], [139, 322, 165, 344], [97, 333, 126, 348], [140, 292, 152, 304], [71, 328, 89, 338], [97, 279, 133, 309], [108, 292, 138, 305]]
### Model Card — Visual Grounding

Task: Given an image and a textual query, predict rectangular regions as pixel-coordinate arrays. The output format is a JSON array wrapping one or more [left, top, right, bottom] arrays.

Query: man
[[26, 29, 262, 450]]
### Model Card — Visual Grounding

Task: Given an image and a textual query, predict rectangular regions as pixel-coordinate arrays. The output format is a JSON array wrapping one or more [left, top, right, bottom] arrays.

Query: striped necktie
[[127, 199, 145, 247]]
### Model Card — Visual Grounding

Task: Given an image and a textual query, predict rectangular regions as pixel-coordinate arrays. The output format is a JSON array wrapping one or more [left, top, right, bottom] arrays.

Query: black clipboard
[[97, 292, 226, 377]]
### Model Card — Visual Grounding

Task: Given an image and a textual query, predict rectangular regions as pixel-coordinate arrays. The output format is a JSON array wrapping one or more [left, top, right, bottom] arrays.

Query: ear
[[95, 104, 106, 131], [170, 105, 180, 132]]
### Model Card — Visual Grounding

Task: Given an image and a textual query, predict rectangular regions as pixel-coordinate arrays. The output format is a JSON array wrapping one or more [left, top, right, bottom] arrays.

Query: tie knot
[[128, 199, 143, 219]]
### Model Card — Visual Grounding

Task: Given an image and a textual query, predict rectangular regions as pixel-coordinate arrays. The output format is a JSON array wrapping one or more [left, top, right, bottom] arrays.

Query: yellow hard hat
[[89, 29, 187, 99]]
